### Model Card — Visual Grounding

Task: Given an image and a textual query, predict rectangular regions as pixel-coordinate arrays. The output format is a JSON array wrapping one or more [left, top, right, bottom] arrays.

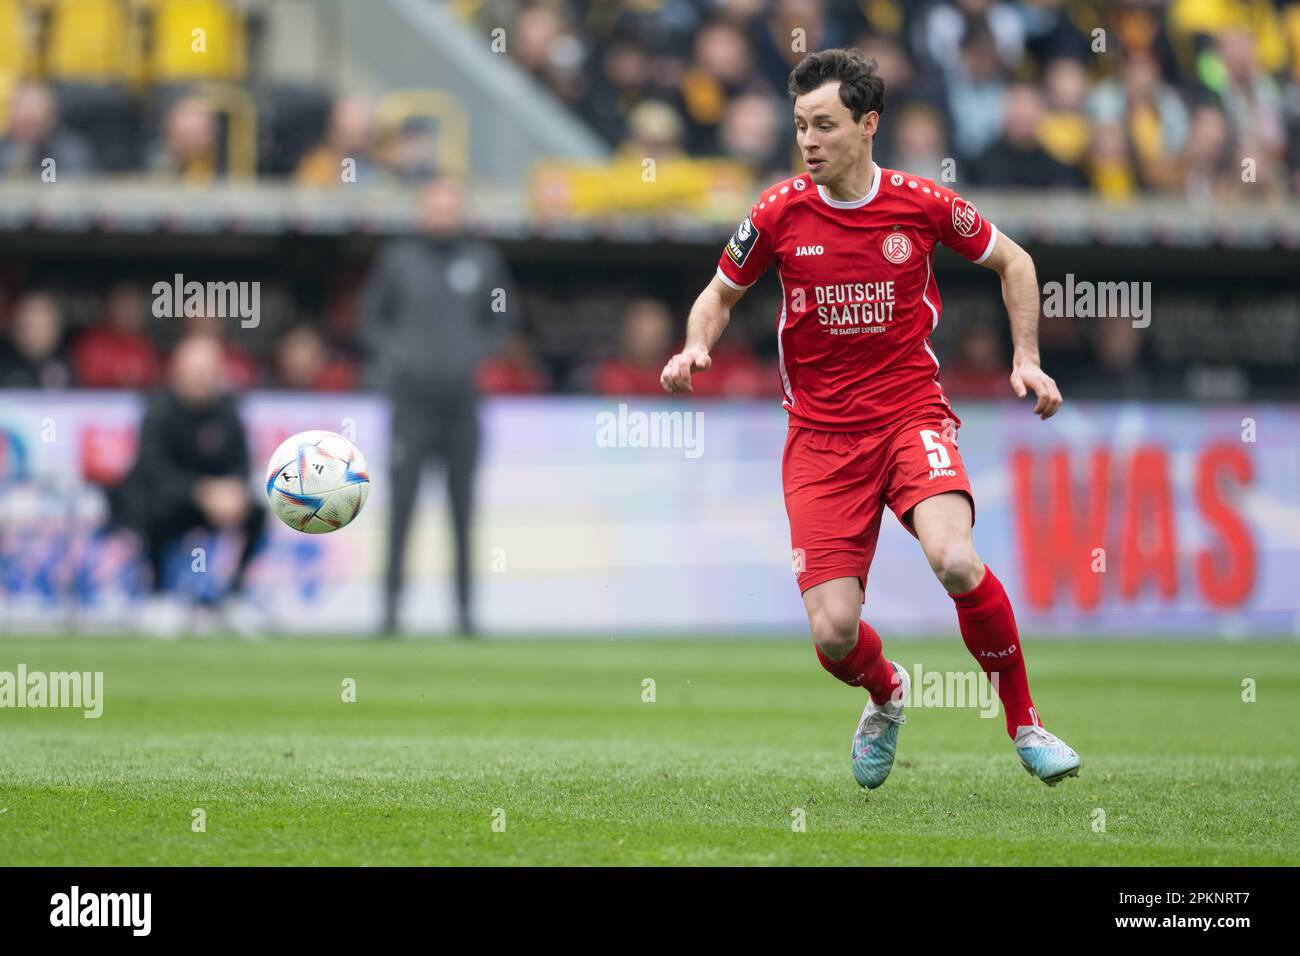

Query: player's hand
[[660, 345, 712, 394], [1010, 362, 1062, 420]]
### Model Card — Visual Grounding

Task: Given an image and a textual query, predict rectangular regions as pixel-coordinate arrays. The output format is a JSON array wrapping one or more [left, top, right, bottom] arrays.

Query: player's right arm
[[661, 274, 746, 394], [662, 200, 776, 393]]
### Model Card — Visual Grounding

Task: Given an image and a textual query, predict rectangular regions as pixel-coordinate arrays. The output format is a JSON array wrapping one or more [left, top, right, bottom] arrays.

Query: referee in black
[[360, 176, 518, 637]]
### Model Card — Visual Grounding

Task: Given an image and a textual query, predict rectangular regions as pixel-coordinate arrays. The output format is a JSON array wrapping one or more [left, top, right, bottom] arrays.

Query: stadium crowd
[[1, 1, 1296, 401], [0, 0, 1296, 193], [477, 0, 1300, 199]]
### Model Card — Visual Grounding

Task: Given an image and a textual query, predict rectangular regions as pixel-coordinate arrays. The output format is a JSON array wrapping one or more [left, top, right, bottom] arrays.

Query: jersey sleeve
[[929, 189, 999, 264], [716, 203, 776, 289]]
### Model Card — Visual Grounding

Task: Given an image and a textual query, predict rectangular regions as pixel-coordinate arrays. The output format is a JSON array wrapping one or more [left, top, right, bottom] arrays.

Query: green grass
[[0, 636, 1297, 865]]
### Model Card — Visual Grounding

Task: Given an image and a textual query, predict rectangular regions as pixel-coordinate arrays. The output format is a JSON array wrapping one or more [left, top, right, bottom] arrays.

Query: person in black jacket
[[111, 334, 267, 614], [359, 176, 518, 637]]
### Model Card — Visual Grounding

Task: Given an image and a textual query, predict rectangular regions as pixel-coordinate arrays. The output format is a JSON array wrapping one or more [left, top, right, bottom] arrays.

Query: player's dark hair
[[787, 48, 886, 122]]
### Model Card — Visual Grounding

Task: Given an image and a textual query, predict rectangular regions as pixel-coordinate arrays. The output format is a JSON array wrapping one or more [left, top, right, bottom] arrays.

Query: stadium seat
[[138, 0, 246, 84], [44, 0, 141, 86]]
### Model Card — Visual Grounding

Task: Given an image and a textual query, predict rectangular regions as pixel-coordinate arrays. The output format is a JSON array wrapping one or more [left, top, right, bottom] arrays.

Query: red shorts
[[783, 405, 974, 600]]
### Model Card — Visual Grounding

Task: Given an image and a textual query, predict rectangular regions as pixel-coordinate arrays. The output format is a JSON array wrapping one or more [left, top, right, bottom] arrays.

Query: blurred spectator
[[1087, 121, 1140, 201], [73, 283, 162, 389], [855, 34, 945, 166], [1037, 308, 1089, 389], [1072, 319, 1155, 399], [1169, 0, 1287, 79], [678, 19, 755, 155], [1039, 57, 1093, 170], [1089, 52, 1189, 192], [941, 321, 1008, 398], [274, 324, 356, 391], [971, 84, 1088, 188], [150, 94, 220, 182], [182, 313, 261, 389], [754, 0, 844, 94], [508, 1, 585, 106], [107, 333, 267, 634], [891, 104, 950, 182], [1019, 0, 1093, 64], [592, 298, 674, 395], [379, 116, 444, 183], [1178, 103, 1239, 200], [477, 332, 551, 394], [718, 89, 786, 176], [0, 291, 73, 388], [0, 81, 94, 178], [920, 0, 1025, 74], [360, 176, 518, 637], [295, 95, 378, 187], [944, 25, 1008, 163], [618, 99, 687, 161], [580, 34, 654, 148], [1211, 29, 1287, 194]]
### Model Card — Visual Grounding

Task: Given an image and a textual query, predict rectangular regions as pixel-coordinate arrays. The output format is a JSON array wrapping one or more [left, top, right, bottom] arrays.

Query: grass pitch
[[0, 635, 1296, 866]]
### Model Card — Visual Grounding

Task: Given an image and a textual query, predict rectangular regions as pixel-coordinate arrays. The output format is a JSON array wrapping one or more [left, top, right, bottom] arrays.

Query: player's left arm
[[977, 231, 1062, 420]]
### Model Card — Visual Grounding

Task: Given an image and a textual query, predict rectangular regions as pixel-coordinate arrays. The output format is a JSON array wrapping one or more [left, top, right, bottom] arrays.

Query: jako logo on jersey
[[792, 178, 806, 190], [951, 197, 981, 237], [979, 645, 1017, 659], [795, 245, 824, 256], [881, 232, 912, 264], [890, 172, 903, 186], [927, 467, 958, 479]]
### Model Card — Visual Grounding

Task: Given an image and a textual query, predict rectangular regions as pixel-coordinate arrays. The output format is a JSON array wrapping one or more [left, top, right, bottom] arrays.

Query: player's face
[[793, 82, 876, 186]]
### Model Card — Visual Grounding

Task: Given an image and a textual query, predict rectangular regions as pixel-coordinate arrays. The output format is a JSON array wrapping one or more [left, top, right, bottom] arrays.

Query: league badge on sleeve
[[725, 216, 760, 266], [951, 198, 982, 237]]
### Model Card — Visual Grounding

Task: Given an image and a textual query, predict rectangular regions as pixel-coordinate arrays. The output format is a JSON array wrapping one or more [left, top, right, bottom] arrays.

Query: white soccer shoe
[[1014, 724, 1081, 786], [850, 661, 910, 789]]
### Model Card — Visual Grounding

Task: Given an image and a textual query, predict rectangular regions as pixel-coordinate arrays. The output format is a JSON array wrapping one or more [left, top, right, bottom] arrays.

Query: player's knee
[[926, 540, 982, 593], [807, 605, 859, 659]]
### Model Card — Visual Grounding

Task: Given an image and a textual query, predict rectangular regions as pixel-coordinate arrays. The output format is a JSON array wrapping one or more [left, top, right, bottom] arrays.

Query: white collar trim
[[815, 162, 881, 209]]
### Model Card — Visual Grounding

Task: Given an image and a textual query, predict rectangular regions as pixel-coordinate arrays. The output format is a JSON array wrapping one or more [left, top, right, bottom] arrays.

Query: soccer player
[[661, 49, 1080, 789]]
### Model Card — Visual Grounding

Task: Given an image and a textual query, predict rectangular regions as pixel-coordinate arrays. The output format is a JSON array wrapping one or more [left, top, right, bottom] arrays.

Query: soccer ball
[[265, 430, 370, 533]]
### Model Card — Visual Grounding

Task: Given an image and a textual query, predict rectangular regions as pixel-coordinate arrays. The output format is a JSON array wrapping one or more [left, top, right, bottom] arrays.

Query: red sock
[[815, 620, 899, 705], [950, 565, 1039, 739]]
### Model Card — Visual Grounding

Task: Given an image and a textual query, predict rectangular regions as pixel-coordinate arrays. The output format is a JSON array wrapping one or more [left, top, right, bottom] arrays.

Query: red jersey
[[716, 162, 999, 431]]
